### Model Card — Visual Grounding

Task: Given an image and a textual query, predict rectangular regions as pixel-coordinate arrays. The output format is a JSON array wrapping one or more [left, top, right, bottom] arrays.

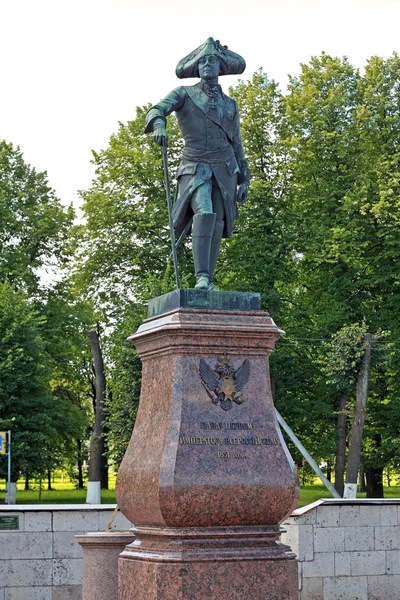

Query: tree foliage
[[65, 53, 400, 486], [0, 280, 87, 482], [0, 141, 92, 486], [0, 140, 73, 294], [73, 107, 192, 323]]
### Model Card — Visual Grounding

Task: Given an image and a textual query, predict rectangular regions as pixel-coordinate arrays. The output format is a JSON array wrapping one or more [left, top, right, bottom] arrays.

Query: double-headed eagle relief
[[199, 354, 250, 411]]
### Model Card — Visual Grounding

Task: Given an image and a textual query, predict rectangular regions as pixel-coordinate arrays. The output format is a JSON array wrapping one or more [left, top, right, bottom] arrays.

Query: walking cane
[[169, 218, 193, 259], [161, 140, 181, 289]]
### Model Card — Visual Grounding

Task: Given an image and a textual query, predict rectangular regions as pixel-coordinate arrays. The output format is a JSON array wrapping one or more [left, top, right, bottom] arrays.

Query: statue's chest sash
[[184, 86, 236, 141]]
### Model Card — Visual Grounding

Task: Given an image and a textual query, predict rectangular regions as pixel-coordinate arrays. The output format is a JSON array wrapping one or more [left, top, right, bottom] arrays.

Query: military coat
[[145, 83, 249, 238]]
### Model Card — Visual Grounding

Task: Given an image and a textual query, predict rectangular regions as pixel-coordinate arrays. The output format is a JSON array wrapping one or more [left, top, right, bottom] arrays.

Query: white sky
[[1, 0, 400, 209]]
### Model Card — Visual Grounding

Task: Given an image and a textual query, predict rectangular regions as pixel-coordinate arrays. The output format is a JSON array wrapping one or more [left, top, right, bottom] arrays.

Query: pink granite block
[[119, 525, 298, 600], [75, 532, 134, 600], [114, 307, 300, 600], [116, 309, 299, 528]]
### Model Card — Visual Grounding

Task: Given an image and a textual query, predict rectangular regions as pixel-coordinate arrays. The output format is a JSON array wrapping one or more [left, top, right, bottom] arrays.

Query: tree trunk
[[366, 466, 384, 498], [24, 475, 30, 491], [358, 465, 366, 492], [87, 329, 107, 503], [101, 435, 109, 489], [77, 439, 84, 489], [386, 467, 391, 487], [366, 434, 384, 498], [326, 459, 332, 482], [345, 334, 372, 491], [47, 470, 53, 491], [335, 392, 348, 496]]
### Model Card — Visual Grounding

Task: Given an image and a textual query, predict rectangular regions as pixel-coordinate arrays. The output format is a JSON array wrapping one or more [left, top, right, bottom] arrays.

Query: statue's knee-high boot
[[192, 213, 216, 289], [208, 219, 224, 290]]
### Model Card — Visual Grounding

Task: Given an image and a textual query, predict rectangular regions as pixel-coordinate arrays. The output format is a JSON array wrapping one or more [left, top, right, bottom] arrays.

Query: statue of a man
[[145, 38, 250, 290]]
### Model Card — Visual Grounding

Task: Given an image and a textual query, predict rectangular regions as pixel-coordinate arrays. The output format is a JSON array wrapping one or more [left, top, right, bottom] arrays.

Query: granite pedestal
[[76, 532, 135, 600], [116, 290, 300, 599]]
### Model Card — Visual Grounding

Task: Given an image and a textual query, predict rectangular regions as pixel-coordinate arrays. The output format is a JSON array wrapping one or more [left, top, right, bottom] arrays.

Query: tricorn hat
[[176, 37, 246, 79]]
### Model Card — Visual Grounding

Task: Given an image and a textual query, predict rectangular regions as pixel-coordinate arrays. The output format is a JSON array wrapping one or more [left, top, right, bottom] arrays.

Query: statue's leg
[[190, 180, 216, 289], [208, 182, 225, 290]]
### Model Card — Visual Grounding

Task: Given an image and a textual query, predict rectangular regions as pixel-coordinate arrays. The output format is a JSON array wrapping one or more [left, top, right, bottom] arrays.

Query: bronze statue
[[145, 38, 250, 290]]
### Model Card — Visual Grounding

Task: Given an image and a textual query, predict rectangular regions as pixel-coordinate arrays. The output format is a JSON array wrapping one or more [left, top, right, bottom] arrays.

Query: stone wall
[[281, 498, 400, 600], [0, 505, 130, 600], [2, 500, 400, 599]]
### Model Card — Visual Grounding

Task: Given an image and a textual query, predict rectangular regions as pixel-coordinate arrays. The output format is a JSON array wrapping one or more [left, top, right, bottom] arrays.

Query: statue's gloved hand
[[237, 183, 249, 206], [153, 121, 168, 146]]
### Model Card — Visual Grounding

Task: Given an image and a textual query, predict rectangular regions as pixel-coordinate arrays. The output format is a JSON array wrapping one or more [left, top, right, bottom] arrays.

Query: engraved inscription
[[218, 451, 247, 459], [200, 422, 255, 430], [179, 420, 281, 457], [179, 436, 280, 446], [218, 451, 230, 458], [179, 436, 222, 445], [225, 437, 280, 446]]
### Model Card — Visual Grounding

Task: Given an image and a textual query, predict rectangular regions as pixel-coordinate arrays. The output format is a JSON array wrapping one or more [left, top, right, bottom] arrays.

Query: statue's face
[[198, 55, 220, 80]]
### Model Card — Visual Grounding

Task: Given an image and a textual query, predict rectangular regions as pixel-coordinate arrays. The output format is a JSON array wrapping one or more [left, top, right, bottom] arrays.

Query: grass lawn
[[0, 487, 118, 504], [1, 476, 400, 507], [0, 472, 117, 504], [297, 484, 400, 507]]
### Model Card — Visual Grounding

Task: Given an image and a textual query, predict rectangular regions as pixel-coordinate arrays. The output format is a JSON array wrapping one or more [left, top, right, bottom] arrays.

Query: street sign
[[0, 431, 5, 454]]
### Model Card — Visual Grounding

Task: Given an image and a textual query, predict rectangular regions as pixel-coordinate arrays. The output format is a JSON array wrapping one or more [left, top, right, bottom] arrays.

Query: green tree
[[319, 323, 368, 495], [104, 308, 143, 468], [282, 53, 400, 492], [74, 107, 192, 324], [42, 283, 95, 488], [284, 53, 364, 331], [72, 108, 195, 465], [221, 70, 293, 315], [72, 56, 400, 489], [0, 140, 73, 294], [0, 139, 90, 488], [0, 280, 86, 484], [355, 53, 400, 333]]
